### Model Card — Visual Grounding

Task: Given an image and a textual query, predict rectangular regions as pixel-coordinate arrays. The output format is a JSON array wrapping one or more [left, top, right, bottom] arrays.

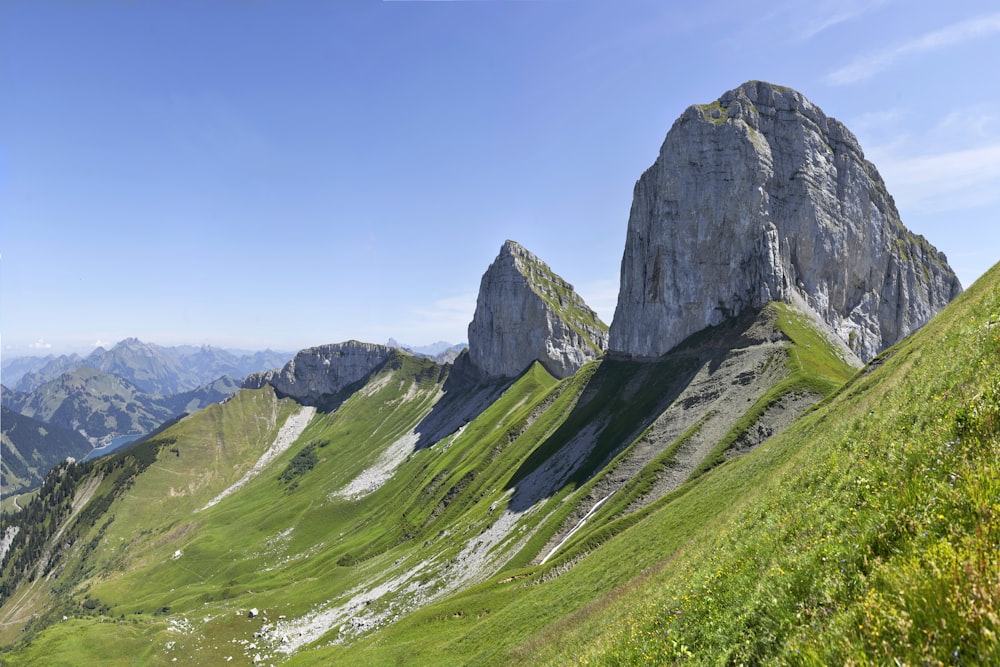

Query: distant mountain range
[[385, 338, 466, 363], [1, 83, 988, 666], [0, 339, 293, 497], [4, 339, 292, 395], [2, 369, 242, 443]]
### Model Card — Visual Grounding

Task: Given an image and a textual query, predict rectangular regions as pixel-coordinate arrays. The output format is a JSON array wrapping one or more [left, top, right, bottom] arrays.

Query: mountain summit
[[468, 240, 608, 379], [609, 81, 961, 362]]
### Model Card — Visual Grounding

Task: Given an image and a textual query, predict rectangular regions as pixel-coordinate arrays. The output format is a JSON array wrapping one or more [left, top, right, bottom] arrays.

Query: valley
[[1, 81, 993, 666]]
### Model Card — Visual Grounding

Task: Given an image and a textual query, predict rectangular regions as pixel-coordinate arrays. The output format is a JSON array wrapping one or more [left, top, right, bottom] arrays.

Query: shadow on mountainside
[[412, 351, 512, 450], [270, 356, 399, 414], [504, 307, 788, 514]]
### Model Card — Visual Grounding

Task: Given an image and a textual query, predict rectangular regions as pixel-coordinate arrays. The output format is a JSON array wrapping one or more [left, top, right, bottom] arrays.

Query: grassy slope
[[307, 266, 997, 666], [1, 354, 558, 664], [525, 265, 1000, 665], [294, 304, 856, 666], [4, 271, 982, 666], [1, 300, 854, 666]]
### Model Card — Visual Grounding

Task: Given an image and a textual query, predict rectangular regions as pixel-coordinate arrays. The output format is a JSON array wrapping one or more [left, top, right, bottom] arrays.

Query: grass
[[532, 262, 1000, 665], [690, 302, 856, 477], [292, 268, 999, 665], [698, 100, 729, 125], [2, 264, 995, 665]]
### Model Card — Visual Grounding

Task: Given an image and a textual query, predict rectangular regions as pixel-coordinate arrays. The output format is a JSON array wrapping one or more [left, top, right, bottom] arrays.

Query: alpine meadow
[[1, 81, 996, 667]]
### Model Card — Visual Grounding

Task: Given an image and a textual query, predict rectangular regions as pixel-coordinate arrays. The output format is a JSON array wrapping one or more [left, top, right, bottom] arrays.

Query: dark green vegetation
[[2, 264, 997, 665], [1, 407, 92, 497], [1, 369, 243, 499], [277, 442, 320, 491]]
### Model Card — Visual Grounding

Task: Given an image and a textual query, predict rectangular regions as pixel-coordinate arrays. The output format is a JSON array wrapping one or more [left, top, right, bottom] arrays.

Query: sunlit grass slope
[[5, 268, 987, 666], [2, 299, 861, 666], [296, 267, 999, 666], [522, 265, 1000, 665], [1, 353, 564, 664]]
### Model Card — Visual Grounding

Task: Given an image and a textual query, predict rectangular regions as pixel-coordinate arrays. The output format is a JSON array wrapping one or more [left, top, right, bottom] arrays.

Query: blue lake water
[[81, 434, 144, 462]]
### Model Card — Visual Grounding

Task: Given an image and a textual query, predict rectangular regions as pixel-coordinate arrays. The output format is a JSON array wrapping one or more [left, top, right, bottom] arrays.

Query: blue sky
[[2, 0, 998, 356]]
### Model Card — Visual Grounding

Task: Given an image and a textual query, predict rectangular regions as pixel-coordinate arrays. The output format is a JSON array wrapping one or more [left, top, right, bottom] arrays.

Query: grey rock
[[609, 80, 961, 362], [243, 341, 395, 405], [468, 240, 608, 379]]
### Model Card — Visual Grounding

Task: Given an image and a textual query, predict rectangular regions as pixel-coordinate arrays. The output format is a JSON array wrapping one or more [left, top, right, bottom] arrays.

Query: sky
[[2, 0, 998, 357]]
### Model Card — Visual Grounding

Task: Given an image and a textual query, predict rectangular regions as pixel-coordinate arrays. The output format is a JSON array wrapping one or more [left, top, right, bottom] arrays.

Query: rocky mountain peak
[[243, 340, 396, 406], [609, 80, 961, 362], [467, 240, 608, 379]]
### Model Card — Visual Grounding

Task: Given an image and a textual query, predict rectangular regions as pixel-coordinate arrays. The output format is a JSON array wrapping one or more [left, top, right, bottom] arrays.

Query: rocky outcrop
[[468, 241, 608, 379], [243, 341, 395, 406], [609, 81, 962, 362]]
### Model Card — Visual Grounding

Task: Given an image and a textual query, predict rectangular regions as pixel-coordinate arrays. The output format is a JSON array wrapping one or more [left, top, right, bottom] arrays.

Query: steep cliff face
[[609, 80, 962, 362], [243, 341, 395, 405], [468, 240, 608, 379]]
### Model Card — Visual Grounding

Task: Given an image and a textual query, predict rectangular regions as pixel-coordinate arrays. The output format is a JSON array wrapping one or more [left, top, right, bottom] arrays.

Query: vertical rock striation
[[468, 240, 608, 379], [243, 341, 395, 405], [609, 80, 962, 362]]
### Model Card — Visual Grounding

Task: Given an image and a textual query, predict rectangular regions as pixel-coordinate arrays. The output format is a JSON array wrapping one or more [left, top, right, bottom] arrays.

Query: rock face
[[468, 240, 609, 379], [609, 81, 962, 362], [243, 341, 395, 405]]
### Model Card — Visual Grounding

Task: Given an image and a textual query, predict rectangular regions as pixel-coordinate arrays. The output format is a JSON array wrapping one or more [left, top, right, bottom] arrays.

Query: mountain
[[1, 354, 81, 388], [157, 375, 243, 415], [0, 82, 984, 666], [1, 406, 92, 496], [386, 339, 467, 364], [11, 340, 292, 394], [0, 385, 30, 413], [610, 81, 961, 362], [5, 367, 177, 443], [244, 341, 399, 408], [468, 240, 609, 379], [3, 369, 244, 445], [1, 369, 242, 465], [5, 354, 82, 393]]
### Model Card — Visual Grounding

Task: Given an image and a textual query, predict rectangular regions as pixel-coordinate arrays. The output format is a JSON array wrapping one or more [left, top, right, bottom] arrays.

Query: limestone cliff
[[468, 240, 608, 379], [609, 80, 962, 362], [243, 341, 395, 406]]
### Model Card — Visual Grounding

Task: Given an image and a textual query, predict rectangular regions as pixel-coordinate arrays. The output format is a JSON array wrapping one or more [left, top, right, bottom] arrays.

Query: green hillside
[[1, 262, 996, 665], [1, 407, 92, 498], [336, 262, 1000, 666], [1, 369, 244, 499], [10, 367, 175, 442]]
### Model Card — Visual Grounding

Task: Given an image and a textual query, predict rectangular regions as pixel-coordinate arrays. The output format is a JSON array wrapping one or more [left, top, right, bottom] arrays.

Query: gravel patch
[[201, 406, 316, 511]]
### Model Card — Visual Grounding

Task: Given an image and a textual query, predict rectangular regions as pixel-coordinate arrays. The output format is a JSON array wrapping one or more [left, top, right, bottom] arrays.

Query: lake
[[81, 434, 144, 462]]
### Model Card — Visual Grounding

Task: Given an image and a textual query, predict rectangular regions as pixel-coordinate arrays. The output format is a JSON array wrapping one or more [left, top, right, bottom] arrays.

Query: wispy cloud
[[827, 12, 1000, 85], [872, 143, 1000, 214], [399, 293, 477, 345], [793, 0, 892, 42]]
